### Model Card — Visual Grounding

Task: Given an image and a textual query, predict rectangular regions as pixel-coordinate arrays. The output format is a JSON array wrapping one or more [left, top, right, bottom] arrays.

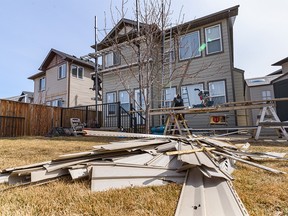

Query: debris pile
[[0, 130, 287, 216]]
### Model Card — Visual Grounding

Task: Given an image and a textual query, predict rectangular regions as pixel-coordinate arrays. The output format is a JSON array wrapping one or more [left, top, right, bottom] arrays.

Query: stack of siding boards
[[0, 130, 287, 216]]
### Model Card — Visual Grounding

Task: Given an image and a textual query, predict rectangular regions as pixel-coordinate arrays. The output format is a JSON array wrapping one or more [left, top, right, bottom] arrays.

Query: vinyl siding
[[69, 64, 95, 107]]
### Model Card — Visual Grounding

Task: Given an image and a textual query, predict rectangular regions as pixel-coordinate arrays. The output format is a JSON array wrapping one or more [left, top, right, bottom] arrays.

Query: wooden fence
[[0, 100, 97, 137]]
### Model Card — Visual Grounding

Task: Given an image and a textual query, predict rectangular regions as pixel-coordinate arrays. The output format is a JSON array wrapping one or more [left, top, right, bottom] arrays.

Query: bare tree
[[93, 0, 224, 133]]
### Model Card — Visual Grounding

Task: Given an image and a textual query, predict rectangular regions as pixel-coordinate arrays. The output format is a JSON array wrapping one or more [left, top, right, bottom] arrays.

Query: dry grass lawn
[[0, 136, 287, 216]]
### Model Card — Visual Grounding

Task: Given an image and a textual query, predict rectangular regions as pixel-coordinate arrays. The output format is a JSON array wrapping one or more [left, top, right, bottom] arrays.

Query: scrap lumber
[[0, 133, 287, 215]]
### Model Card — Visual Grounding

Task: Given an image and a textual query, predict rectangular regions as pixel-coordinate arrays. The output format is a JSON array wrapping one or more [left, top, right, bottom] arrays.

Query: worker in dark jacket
[[173, 94, 184, 107]]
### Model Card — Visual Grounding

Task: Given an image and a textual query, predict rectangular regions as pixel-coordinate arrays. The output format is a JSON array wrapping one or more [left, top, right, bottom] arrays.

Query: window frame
[[262, 90, 272, 100], [179, 30, 201, 61], [163, 87, 176, 108], [106, 91, 117, 116], [104, 51, 121, 68], [58, 64, 67, 79], [208, 79, 227, 105], [71, 65, 84, 79], [205, 24, 223, 55], [39, 77, 46, 91], [181, 83, 204, 107], [119, 90, 130, 114]]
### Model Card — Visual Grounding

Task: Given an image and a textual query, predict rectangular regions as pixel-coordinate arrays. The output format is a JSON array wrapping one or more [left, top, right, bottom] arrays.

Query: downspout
[[227, 17, 237, 126], [67, 62, 71, 108]]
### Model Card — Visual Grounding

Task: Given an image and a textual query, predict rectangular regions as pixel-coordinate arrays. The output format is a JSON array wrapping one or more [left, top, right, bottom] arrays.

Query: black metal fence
[[61, 102, 146, 133], [0, 116, 25, 137]]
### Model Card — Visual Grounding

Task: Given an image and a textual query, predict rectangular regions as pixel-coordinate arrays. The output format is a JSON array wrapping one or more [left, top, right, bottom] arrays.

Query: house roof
[[168, 5, 239, 34], [28, 49, 95, 80], [267, 68, 283, 76], [95, 5, 239, 51], [272, 57, 288, 66], [245, 74, 282, 87], [95, 18, 148, 50]]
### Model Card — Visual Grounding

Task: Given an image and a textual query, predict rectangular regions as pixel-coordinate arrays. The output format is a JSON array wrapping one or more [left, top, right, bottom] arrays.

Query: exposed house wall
[[69, 64, 95, 107]]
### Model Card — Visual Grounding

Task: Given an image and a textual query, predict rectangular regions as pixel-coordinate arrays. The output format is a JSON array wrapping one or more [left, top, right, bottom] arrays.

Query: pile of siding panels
[[0, 131, 287, 216]]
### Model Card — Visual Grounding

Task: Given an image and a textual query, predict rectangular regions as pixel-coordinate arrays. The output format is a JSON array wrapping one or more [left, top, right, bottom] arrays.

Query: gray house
[[93, 5, 246, 130], [245, 56, 288, 124]]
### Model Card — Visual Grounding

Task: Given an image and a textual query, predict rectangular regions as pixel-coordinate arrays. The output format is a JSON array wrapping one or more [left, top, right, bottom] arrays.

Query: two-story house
[[92, 5, 245, 130], [28, 49, 96, 107]]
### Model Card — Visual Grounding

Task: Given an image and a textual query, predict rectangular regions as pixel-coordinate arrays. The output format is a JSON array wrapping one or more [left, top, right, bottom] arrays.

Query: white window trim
[[39, 77, 46, 91], [179, 31, 201, 61], [205, 24, 223, 55], [58, 64, 67, 79], [71, 65, 84, 79]]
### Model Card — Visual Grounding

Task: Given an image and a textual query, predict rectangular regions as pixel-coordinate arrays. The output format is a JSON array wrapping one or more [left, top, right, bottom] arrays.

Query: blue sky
[[1, 0, 287, 98]]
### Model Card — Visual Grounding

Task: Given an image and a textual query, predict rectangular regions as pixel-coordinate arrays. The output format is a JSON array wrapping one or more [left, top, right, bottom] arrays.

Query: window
[[58, 64, 67, 79], [106, 92, 116, 115], [39, 77, 46, 91], [181, 84, 204, 107], [205, 24, 222, 54], [134, 88, 147, 124], [262, 90, 272, 100], [208, 80, 226, 105], [104, 52, 120, 68], [119, 91, 130, 113], [163, 87, 176, 107], [50, 99, 64, 107], [71, 65, 84, 79], [179, 31, 200, 60]]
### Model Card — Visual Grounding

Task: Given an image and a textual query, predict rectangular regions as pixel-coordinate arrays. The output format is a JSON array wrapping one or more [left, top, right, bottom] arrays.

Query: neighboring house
[[246, 56, 288, 124], [28, 49, 96, 107], [93, 5, 246, 128], [4, 91, 34, 103]]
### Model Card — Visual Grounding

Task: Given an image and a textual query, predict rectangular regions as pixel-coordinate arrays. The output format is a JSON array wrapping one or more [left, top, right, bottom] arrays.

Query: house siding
[[69, 64, 95, 107]]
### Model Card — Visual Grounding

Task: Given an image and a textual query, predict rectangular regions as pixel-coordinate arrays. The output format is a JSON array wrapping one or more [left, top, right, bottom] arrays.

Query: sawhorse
[[164, 112, 191, 136], [253, 106, 288, 140]]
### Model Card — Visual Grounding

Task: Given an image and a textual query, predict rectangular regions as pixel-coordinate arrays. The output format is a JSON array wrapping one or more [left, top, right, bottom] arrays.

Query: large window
[[181, 84, 204, 107], [106, 92, 116, 115], [119, 90, 130, 113], [208, 80, 226, 105], [104, 52, 120, 68], [205, 24, 222, 54], [179, 31, 201, 60], [71, 65, 84, 79], [58, 64, 67, 79], [39, 77, 46, 91], [163, 87, 176, 107]]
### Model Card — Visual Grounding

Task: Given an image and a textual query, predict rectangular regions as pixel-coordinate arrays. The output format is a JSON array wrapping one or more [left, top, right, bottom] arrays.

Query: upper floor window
[[104, 51, 120, 68], [71, 65, 84, 79], [179, 31, 200, 60], [205, 24, 223, 55], [39, 77, 46, 91], [208, 80, 226, 105], [58, 64, 67, 79], [262, 90, 272, 100]]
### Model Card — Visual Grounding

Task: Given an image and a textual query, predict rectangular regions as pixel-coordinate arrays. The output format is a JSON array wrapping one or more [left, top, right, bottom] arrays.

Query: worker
[[173, 94, 184, 107]]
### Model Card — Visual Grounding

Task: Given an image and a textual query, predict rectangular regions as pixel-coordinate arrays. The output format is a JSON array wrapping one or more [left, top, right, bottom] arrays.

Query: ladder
[[164, 112, 192, 136], [181, 87, 190, 107]]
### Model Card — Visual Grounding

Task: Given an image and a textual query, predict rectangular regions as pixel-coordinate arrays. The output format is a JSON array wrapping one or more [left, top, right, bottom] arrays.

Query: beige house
[[93, 5, 246, 129], [28, 49, 96, 107]]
